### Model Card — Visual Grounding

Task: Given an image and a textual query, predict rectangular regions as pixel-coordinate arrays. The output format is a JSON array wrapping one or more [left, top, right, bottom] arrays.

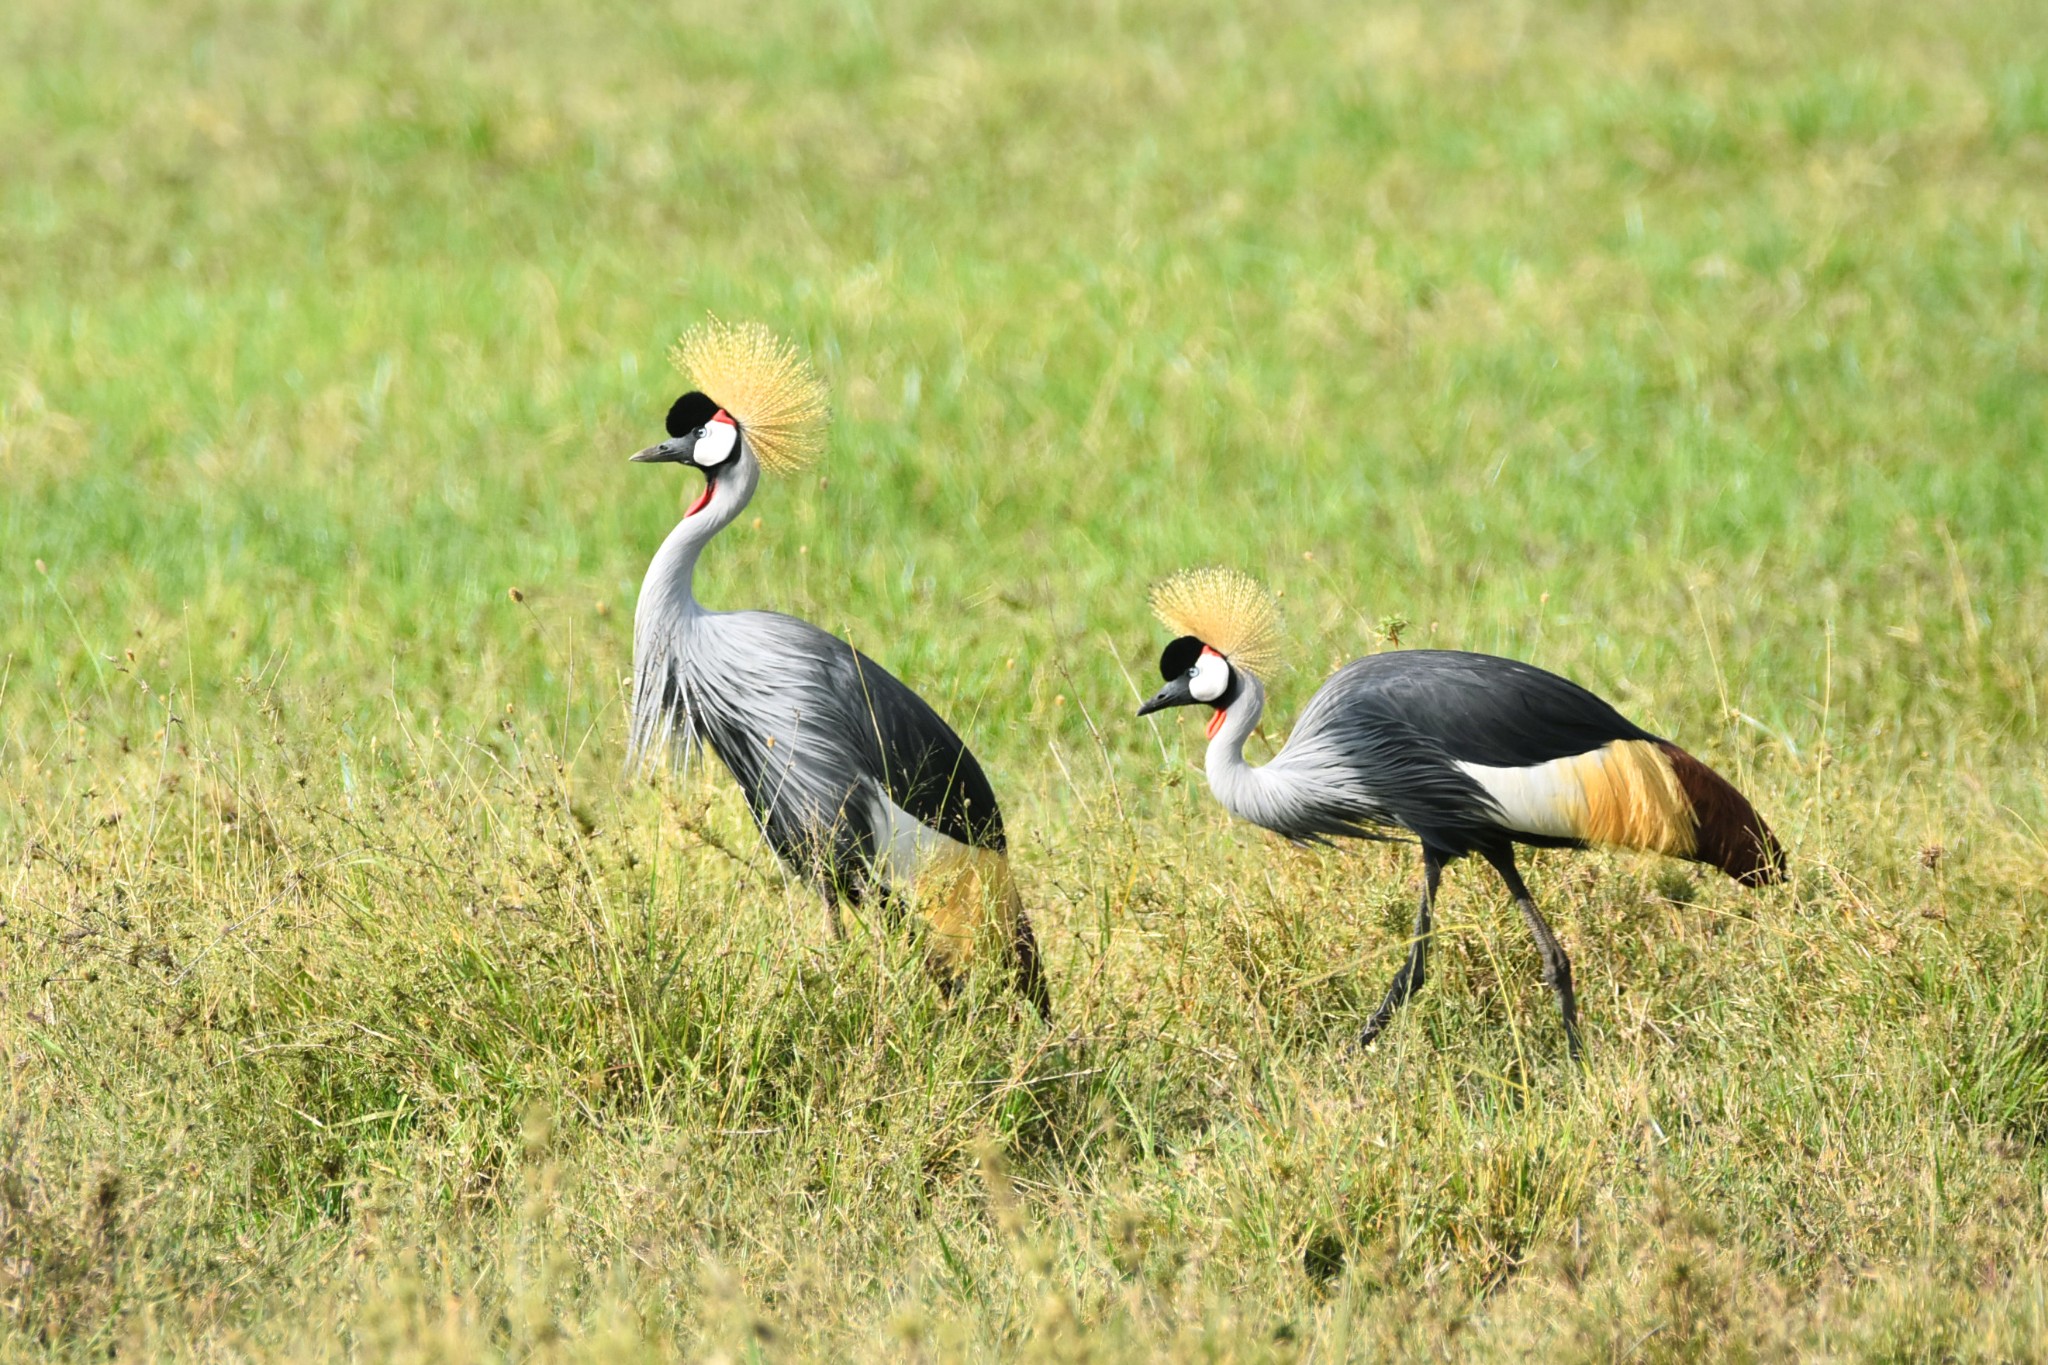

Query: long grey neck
[[634, 455, 759, 637], [1203, 670, 1275, 825], [628, 453, 759, 767]]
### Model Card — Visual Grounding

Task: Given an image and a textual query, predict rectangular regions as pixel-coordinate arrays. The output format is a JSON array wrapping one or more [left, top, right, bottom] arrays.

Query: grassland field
[[4, 0, 2048, 1358]]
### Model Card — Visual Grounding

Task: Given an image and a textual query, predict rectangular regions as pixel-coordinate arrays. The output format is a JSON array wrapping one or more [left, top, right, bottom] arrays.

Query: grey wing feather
[[628, 636, 697, 772], [821, 644, 1007, 851], [631, 607, 1004, 891], [1254, 668, 1509, 850], [1328, 650, 1656, 764]]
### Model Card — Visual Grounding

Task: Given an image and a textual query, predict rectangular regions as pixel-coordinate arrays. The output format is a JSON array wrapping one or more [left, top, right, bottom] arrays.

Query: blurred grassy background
[[4, 0, 2047, 1358]]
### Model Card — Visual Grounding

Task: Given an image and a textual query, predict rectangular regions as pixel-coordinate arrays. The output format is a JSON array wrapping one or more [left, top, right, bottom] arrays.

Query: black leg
[[815, 830, 864, 943], [1481, 845, 1582, 1061], [1360, 848, 1444, 1049], [1012, 910, 1053, 1022]]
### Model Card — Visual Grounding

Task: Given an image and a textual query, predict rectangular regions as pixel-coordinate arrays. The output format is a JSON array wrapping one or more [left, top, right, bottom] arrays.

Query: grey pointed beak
[[632, 438, 692, 464], [1137, 677, 1197, 717]]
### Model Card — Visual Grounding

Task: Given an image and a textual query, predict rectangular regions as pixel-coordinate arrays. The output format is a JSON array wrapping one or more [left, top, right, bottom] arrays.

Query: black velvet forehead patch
[[666, 391, 720, 438], [1159, 635, 1205, 681]]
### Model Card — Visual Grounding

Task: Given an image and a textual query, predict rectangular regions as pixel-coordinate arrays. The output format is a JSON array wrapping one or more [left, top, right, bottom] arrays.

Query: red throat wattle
[[1206, 708, 1227, 739], [685, 481, 713, 518]]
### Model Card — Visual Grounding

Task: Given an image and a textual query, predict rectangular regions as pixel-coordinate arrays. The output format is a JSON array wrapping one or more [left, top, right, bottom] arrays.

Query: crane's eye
[[1188, 650, 1230, 703], [696, 418, 738, 467]]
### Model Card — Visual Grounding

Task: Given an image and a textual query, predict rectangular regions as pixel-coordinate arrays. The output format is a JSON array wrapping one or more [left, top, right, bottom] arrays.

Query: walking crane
[[1135, 567, 1781, 1057], [629, 320, 1048, 1018]]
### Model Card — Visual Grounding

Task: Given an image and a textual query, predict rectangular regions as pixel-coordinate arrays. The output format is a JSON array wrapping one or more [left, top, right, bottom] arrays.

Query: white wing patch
[[1458, 741, 1697, 854], [867, 783, 971, 886], [1456, 756, 1592, 839], [864, 782, 1019, 971]]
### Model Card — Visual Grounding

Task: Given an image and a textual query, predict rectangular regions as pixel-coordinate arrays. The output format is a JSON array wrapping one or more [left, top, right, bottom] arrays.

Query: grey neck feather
[[634, 449, 760, 631], [1203, 669, 1280, 825], [629, 447, 760, 764]]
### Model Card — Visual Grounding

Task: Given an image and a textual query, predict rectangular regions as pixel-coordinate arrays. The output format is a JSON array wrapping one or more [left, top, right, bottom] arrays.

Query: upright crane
[[1135, 567, 1781, 1057], [629, 320, 1048, 1018]]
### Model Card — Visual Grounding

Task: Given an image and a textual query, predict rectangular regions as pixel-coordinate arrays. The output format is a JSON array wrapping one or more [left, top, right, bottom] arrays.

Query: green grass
[[5, 0, 2048, 1357]]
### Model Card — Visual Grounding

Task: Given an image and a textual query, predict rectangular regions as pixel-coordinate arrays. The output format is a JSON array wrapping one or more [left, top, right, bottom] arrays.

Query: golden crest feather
[[669, 319, 830, 474], [1149, 567, 1285, 677]]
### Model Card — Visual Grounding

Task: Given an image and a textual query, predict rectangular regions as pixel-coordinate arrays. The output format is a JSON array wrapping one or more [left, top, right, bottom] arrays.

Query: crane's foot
[[1561, 1012, 1585, 1065], [1358, 949, 1426, 1050], [1358, 1008, 1395, 1050], [1361, 851, 1441, 1052], [1525, 917, 1583, 1063], [1545, 950, 1584, 1064]]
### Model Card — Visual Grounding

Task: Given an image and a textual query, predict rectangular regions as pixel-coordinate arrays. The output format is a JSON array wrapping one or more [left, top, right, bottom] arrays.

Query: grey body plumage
[[1199, 665, 1501, 849], [632, 596, 1005, 894], [629, 390, 1046, 1016], [1201, 652, 1664, 853]]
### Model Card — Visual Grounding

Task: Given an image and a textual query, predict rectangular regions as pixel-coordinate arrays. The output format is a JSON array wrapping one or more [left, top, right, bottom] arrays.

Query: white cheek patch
[[696, 418, 738, 467], [1189, 651, 1230, 703]]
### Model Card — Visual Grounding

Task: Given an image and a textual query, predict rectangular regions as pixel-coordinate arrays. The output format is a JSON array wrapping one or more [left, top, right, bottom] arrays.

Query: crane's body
[[628, 324, 1047, 1016], [1139, 569, 1781, 1057], [635, 598, 1008, 891], [1197, 651, 1781, 882]]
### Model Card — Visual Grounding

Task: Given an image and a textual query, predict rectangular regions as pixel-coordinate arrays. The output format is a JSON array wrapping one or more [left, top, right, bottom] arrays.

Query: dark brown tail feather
[[1657, 742, 1785, 886]]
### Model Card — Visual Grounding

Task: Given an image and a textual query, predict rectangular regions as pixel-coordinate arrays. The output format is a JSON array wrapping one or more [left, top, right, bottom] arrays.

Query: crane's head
[[1138, 636, 1242, 737], [1135, 567, 1283, 738], [631, 319, 829, 520], [632, 391, 745, 518]]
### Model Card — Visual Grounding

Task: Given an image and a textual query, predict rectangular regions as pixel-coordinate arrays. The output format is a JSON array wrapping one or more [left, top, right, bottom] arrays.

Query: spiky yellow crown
[[1149, 567, 1285, 677], [668, 319, 830, 474]]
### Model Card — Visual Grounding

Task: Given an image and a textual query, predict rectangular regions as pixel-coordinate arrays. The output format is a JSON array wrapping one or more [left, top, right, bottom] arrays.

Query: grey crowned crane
[[628, 320, 1048, 1018], [1136, 568, 1782, 1058]]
